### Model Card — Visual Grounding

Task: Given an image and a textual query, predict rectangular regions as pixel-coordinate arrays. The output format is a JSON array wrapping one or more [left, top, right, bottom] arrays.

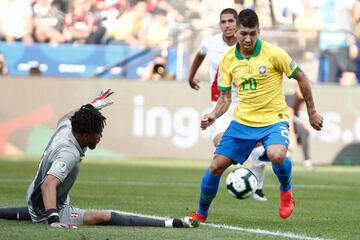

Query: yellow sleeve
[[218, 57, 232, 91], [273, 47, 299, 78]]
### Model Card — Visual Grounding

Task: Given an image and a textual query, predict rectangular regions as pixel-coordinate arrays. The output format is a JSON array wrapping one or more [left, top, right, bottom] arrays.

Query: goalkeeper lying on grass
[[0, 89, 198, 229]]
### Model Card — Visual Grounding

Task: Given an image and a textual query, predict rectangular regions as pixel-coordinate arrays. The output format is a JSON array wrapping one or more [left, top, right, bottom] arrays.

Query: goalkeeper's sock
[[197, 168, 221, 217], [108, 212, 193, 228], [109, 212, 165, 227], [272, 157, 292, 192], [0, 207, 31, 221]]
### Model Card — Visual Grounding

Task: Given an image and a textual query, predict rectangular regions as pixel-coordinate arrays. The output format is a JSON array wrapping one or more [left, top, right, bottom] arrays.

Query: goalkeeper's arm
[[41, 175, 60, 223], [57, 89, 115, 126], [41, 175, 75, 228]]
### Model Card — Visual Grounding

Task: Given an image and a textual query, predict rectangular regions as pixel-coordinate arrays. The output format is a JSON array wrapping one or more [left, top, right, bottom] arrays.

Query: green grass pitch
[[0, 158, 359, 240]]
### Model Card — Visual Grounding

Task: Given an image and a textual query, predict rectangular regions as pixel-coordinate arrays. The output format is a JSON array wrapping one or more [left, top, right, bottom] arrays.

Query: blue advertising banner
[[0, 42, 177, 79]]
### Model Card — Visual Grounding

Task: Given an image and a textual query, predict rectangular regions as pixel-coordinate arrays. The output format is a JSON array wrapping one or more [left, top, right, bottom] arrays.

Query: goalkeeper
[[0, 89, 197, 228]]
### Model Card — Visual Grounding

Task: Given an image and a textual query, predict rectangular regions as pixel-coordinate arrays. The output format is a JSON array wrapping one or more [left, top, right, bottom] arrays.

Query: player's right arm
[[41, 175, 61, 212], [188, 52, 206, 90], [200, 90, 231, 130], [42, 150, 78, 228], [41, 175, 75, 228], [41, 174, 69, 227], [201, 51, 233, 130]]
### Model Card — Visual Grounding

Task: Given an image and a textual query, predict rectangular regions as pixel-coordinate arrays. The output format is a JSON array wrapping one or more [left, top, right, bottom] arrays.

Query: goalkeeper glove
[[46, 208, 77, 229], [50, 222, 77, 229], [90, 89, 114, 109]]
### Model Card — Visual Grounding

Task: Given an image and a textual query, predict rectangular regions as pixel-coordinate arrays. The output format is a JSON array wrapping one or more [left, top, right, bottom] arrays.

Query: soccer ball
[[226, 168, 258, 199]]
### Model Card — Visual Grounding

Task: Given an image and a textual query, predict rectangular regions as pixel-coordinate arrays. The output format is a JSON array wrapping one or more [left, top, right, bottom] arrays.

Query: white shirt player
[[199, 33, 238, 138]]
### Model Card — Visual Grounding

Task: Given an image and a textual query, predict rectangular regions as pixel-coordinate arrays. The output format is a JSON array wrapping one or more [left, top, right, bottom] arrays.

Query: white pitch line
[[203, 223, 331, 240], [113, 210, 332, 240]]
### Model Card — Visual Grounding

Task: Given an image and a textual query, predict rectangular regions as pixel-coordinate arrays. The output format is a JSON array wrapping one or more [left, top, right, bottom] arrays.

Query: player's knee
[[209, 155, 231, 176], [94, 211, 111, 224], [267, 147, 286, 165], [209, 164, 223, 176]]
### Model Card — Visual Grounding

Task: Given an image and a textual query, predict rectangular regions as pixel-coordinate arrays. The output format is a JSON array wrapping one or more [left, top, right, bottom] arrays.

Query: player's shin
[[272, 157, 292, 192], [108, 212, 165, 227], [197, 169, 221, 218], [108, 212, 198, 228]]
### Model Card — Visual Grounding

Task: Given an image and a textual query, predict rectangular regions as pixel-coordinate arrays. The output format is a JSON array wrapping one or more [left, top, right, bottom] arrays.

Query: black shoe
[[253, 189, 268, 201]]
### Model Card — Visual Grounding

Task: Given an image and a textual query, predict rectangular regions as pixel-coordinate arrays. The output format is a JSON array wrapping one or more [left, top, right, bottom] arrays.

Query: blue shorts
[[215, 120, 289, 164]]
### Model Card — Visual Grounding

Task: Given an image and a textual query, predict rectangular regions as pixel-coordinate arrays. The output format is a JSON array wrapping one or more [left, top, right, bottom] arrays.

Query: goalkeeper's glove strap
[[46, 208, 60, 225]]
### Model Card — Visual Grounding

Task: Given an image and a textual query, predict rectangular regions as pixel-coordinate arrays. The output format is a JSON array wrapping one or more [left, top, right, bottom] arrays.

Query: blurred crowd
[[0, 0, 183, 47], [1, 0, 360, 85]]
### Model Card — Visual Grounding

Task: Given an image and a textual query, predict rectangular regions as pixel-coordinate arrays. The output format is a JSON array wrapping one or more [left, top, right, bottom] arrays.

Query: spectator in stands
[[0, 0, 34, 44], [91, 0, 127, 20], [52, 0, 70, 13], [143, 8, 170, 48], [106, 0, 148, 47], [271, 0, 305, 27], [91, 0, 127, 36], [64, 0, 106, 44], [147, 0, 184, 22], [32, 0, 67, 44], [0, 52, 9, 76], [352, 0, 360, 83], [233, 0, 255, 12], [141, 55, 174, 80], [318, 0, 358, 86]]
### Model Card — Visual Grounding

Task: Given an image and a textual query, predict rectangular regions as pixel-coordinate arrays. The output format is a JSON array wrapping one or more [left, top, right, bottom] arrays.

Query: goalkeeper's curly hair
[[70, 104, 106, 134]]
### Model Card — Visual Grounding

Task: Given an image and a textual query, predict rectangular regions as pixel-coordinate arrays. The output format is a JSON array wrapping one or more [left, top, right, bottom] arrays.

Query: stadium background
[[1, 77, 359, 165], [1, 0, 360, 166]]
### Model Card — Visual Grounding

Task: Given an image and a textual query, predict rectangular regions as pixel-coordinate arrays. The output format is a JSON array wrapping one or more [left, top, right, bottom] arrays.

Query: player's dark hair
[[71, 104, 106, 134], [236, 9, 259, 28], [220, 8, 238, 20]]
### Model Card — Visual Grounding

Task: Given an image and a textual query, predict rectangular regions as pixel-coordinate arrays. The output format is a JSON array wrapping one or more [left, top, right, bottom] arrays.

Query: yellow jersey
[[218, 39, 299, 127]]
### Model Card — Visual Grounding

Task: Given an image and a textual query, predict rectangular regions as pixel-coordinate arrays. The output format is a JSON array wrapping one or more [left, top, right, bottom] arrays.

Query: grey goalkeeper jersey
[[27, 120, 86, 223]]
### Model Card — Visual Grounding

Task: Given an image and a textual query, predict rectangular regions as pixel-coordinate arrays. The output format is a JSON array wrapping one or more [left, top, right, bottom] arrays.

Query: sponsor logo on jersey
[[70, 212, 79, 218], [55, 161, 67, 173], [259, 65, 266, 75], [289, 60, 296, 69]]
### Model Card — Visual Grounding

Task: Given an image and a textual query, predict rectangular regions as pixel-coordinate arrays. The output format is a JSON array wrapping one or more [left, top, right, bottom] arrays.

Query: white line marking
[[113, 210, 332, 240], [203, 223, 332, 240]]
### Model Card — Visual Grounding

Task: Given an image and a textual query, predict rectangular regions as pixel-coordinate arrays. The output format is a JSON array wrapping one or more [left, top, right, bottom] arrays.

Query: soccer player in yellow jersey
[[191, 9, 323, 222]]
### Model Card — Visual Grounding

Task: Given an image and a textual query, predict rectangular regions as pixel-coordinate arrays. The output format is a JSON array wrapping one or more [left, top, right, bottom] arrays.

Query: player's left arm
[[292, 69, 323, 131]]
